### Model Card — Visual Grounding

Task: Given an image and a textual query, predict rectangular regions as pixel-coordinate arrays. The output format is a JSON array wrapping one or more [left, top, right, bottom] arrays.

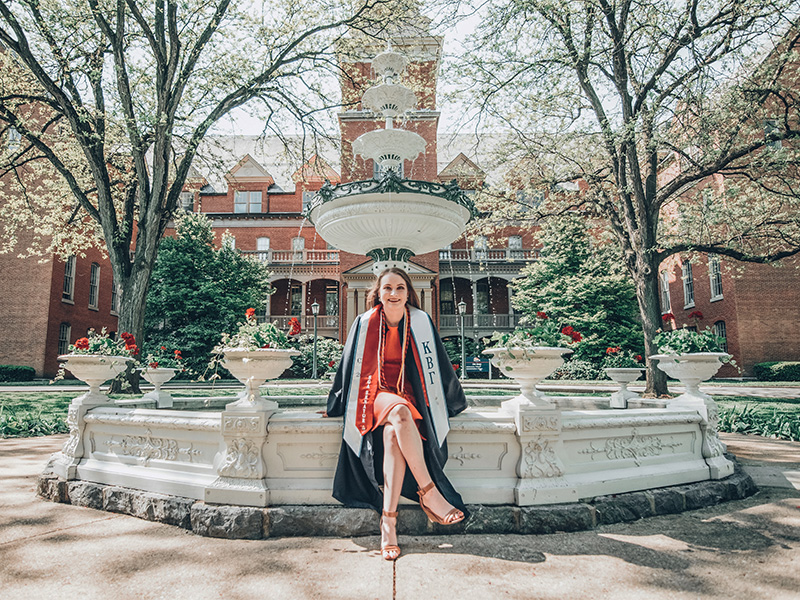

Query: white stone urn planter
[[649, 352, 731, 404], [139, 367, 178, 408], [483, 346, 573, 411], [222, 348, 300, 411], [604, 367, 645, 409], [57, 354, 132, 405]]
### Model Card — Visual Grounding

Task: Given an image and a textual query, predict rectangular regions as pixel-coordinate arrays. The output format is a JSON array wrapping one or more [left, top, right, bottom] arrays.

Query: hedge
[[752, 361, 800, 382], [0, 365, 36, 382]]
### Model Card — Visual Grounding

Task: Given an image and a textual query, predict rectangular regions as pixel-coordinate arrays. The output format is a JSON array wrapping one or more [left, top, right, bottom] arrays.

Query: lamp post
[[311, 300, 320, 380], [458, 298, 467, 381]]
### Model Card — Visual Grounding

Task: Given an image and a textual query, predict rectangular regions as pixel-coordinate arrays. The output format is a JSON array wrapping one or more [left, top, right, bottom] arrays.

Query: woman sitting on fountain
[[324, 267, 468, 560]]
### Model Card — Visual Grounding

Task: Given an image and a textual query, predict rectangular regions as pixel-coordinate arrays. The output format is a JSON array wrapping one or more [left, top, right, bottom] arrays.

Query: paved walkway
[[1, 433, 799, 599]]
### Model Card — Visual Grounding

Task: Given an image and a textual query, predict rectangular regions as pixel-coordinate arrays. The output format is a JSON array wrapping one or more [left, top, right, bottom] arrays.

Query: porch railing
[[242, 249, 340, 264], [439, 313, 521, 330], [263, 315, 340, 330], [439, 248, 537, 262]]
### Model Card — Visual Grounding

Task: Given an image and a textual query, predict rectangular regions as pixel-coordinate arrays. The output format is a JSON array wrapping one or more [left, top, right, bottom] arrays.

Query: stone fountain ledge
[[37, 457, 756, 540]]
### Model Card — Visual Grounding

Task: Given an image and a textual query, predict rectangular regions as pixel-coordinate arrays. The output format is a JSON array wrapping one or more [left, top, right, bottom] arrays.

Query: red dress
[[371, 324, 423, 430]]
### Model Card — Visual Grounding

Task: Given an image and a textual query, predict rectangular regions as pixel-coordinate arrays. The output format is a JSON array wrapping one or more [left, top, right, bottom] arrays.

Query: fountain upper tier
[[308, 48, 475, 273]]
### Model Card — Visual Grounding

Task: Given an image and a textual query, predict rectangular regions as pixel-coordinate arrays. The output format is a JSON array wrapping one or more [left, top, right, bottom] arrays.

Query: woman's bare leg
[[375, 392, 462, 521], [381, 424, 404, 558]]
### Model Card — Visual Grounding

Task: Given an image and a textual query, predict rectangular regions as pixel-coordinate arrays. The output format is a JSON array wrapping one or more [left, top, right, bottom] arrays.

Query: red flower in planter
[[688, 310, 704, 320], [562, 325, 575, 336], [149, 361, 159, 368], [74, 337, 89, 350], [245, 308, 256, 319], [662, 312, 675, 322], [636, 355, 643, 362], [328, 360, 336, 368], [536, 311, 548, 319], [570, 331, 582, 342]]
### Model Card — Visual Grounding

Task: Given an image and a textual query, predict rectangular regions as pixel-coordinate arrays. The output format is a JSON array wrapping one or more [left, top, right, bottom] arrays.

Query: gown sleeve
[[326, 317, 362, 417]]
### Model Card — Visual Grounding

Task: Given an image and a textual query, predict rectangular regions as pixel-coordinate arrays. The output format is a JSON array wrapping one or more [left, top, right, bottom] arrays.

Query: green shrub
[[718, 404, 800, 441], [546, 359, 603, 380], [0, 406, 68, 438], [0, 365, 36, 382], [284, 335, 344, 379], [752, 361, 800, 382]]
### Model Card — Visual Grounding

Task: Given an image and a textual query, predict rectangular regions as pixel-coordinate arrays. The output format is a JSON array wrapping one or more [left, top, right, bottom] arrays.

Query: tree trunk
[[110, 264, 153, 394], [633, 256, 669, 396]]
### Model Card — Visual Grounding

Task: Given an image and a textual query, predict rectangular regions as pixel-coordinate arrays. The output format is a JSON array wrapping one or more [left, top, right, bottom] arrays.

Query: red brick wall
[[43, 249, 119, 377]]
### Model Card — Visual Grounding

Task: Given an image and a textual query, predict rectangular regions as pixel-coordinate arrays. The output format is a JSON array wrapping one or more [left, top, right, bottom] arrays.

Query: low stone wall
[[37, 456, 757, 540]]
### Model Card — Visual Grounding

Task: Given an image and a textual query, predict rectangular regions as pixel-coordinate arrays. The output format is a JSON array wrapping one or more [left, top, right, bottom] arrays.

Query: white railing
[[439, 248, 537, 262], [439, 313, 521, 330], [266, 315, 339, 330], [242, 249, 340, 264]]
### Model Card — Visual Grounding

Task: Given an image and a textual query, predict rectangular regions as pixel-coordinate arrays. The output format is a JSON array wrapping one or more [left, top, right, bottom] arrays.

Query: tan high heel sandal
[[381, 510, 400, 561], [417, 481, 465, 526]]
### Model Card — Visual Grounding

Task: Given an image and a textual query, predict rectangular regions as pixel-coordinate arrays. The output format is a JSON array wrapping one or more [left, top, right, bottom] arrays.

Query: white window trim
[[88, 263, 100, 310], [708, 255, 724, 302], [58, 323, 71, 355], [62, 256, 76, 304], [110, 276, 120, 315], [682, 262, 695, 309], [660, 270, 671, 314]]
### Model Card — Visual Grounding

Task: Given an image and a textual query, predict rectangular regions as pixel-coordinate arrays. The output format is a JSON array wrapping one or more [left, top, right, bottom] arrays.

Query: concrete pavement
[[2, 433, 799, 599]]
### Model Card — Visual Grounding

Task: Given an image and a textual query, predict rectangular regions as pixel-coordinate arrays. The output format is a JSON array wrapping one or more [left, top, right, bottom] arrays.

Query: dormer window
[[234, 190, 262, 213]]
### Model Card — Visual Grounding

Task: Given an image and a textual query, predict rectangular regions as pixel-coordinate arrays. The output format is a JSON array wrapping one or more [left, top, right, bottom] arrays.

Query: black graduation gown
[[326, 311, 469, 516]]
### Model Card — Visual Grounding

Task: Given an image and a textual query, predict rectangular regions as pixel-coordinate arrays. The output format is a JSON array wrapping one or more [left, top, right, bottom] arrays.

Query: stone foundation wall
[[38, 456, 757, 540]]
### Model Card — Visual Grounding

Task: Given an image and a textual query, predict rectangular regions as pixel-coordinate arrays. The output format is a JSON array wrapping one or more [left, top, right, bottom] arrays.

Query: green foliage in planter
[[144, 213, 273, 376], [752, 361, 800, 382], [0, 365, 36, 382], [510, 215, 643, 362]]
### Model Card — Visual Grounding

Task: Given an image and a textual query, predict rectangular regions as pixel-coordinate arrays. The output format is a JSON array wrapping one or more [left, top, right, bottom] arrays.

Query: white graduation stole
[[342, 306, 449, 455]]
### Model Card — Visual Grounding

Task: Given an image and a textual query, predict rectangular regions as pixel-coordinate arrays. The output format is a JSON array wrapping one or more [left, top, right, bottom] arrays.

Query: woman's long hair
[[366, 267, 421, 309]]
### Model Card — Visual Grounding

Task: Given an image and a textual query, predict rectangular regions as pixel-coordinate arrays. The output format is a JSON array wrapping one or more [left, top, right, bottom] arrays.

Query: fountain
[[38, 46, 752, 538], [308, 48, 476, 273]]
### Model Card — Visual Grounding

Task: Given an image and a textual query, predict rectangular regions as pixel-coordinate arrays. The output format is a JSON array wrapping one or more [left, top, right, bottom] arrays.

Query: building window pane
[[292, 237, 304, 260], [709, 255, 723, 300], [58, 323, 71, 355], [325, 284, 338, 316], [7, 125, 21, 152], [180, 191, 194, 212], [713, 320, 728, 352], [302, 191, 314, 214], [290, 283, 302, 316], [89, 263, 100, 309], [234, 191, 262, 213], [474, 235, 488, 260], [682, 262, 695, 308], [660, 271, 671, 313], [62, 256, 76, 302], [764, 119, 782, 149], [476, 281, 489, 314], [440, 281, 454, 315]]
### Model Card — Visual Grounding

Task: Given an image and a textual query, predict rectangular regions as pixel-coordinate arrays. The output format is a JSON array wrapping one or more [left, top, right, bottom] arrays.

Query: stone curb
[[36, 457, 758, 540]]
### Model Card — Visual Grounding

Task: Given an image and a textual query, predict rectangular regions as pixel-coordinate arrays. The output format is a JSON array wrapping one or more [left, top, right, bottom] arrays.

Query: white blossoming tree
[[458, 0, 800, 394], [0, 0, 415, 379]]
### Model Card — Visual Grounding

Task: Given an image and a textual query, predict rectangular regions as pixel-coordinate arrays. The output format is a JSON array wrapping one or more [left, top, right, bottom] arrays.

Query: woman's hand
[[317, 410, 329, 418]]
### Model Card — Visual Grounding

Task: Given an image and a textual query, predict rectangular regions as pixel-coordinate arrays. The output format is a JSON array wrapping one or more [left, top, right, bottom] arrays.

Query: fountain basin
[[48, 396, 727, 508]]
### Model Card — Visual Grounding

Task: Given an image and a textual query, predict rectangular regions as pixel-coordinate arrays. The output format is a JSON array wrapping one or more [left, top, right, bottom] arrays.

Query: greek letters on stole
[[343, 306, 449, 455]]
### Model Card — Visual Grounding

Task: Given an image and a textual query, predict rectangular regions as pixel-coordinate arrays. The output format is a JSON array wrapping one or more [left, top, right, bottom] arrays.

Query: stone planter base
[[38, 457, 756, 539]]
